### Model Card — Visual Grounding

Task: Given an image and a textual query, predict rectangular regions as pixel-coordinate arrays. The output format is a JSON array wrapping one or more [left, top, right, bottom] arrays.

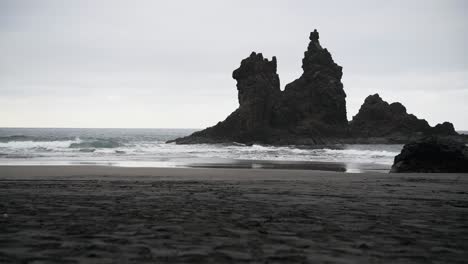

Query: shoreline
[[0, 157, 392, 173], [0, 165, 465, 180], [0, 165, 351, 180]]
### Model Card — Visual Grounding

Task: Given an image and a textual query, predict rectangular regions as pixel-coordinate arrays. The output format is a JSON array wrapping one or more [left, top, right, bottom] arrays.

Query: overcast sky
[[1, 0, 467, 129]]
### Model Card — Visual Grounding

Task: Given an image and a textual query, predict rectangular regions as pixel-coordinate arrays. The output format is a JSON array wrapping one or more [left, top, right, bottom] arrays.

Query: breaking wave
[[69, 139, 121, 149], [0, 128, 403, 169], [0, 139, 79, 150], [322, 148, 397, 157], [0, 135, 76, 142]]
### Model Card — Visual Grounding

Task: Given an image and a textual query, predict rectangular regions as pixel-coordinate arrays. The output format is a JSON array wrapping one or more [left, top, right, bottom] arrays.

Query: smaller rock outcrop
[[349, 94, 458, 139], [390, 137, 468, 173], [432, 122, 458, 136]]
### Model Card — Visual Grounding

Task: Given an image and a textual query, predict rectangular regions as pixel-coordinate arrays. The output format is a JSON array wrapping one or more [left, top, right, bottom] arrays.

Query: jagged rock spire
[[308, 29, 323, 50], [279, 29, 347, 136], [302, 29, 342, 79], [232, 52, 277, 81]]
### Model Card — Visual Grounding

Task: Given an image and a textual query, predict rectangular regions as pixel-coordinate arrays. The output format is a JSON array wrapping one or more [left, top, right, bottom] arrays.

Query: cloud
[[1, 0, 467, 128]]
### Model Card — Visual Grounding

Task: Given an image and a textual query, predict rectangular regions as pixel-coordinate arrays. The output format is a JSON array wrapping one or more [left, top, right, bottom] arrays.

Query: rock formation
[[432, 122, 458, 136], [390, 137, 468, 173], [171, 29, 347, 145], [170, 30, 460, 145], [349, 94, 431, 137], [173, 52, 281, 144], [274, 30, 348, 138], [349, 94, 458, 140]]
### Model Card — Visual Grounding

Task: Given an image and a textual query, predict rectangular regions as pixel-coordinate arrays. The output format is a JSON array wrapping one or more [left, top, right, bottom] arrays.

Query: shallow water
[[0, 128, 402, 173]]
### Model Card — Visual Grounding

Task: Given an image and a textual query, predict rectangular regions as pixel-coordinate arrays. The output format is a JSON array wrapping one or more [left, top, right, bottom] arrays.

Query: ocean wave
[[69, 139, 121, 149], [4, 154, 40, 159], [79, 148, 96, 152], [32, 147, 55, 152], [0, 140, 79, 150], [0, 129, 402, 167], [249, 144, 272, 151], [323, 148, 398, 157], [0, 135, 76, 142]]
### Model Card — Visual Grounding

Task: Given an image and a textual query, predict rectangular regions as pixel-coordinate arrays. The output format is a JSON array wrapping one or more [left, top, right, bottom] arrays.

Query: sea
[[0, 128, 407, 173]]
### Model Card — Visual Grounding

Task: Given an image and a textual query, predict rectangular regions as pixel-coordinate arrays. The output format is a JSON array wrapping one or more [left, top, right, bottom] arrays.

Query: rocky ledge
[[169, 30, 462, 145]]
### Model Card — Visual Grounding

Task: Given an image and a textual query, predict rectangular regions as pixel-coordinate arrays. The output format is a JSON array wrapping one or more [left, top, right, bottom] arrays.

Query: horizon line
[[0, 126, 203, 130], [1, 126, 468, 132]]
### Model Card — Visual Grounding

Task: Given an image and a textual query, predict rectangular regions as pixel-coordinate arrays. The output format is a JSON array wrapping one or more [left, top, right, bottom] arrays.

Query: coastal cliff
[[170, 30, 460, 145]]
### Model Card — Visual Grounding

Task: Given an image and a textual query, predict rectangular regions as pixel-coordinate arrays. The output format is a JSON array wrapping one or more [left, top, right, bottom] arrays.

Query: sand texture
[[0, 166, 467, 263]]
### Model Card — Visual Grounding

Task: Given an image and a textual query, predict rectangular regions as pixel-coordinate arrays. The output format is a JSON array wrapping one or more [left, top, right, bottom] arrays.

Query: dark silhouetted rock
[[432, 122, 458, 136], [349, 94, 459, 142], [171, 30, 347, 144], [349, 94, 431, 137], [390, 137, 468, 173], [274, 29, 347, 137], [170, 30, 461, 145], [172, 52, 281, 144]]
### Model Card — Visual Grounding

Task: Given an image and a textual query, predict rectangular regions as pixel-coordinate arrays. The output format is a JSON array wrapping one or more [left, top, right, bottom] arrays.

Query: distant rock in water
[[349, 94, 431, 137], [171, 29, 347, 145], [349, 94, 458, 140], [170, 30, 461, 145], [390, 137, 468, 173]]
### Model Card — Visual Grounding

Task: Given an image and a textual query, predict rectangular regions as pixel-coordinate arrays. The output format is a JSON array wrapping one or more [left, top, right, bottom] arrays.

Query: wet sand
[[0, 166, 467, 263]]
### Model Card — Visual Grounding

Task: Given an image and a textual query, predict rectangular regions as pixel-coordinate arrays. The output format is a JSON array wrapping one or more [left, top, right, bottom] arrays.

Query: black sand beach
[[0, 166, 467, 263]]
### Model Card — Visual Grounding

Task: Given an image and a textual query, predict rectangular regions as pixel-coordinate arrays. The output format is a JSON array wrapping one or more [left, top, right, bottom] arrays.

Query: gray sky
[[1, 0, 467, 129]]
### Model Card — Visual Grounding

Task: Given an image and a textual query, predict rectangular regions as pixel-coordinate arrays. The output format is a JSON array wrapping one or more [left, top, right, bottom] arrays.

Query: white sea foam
[[0, 128, 403, 170], [0, 139, 80, 151], [323, 148, 398, 157], [0, 140, 401, 165]]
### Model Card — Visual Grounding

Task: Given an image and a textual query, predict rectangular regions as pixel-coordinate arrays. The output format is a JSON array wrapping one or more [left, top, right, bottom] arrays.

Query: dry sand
[[0, 166, 467, 263]]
